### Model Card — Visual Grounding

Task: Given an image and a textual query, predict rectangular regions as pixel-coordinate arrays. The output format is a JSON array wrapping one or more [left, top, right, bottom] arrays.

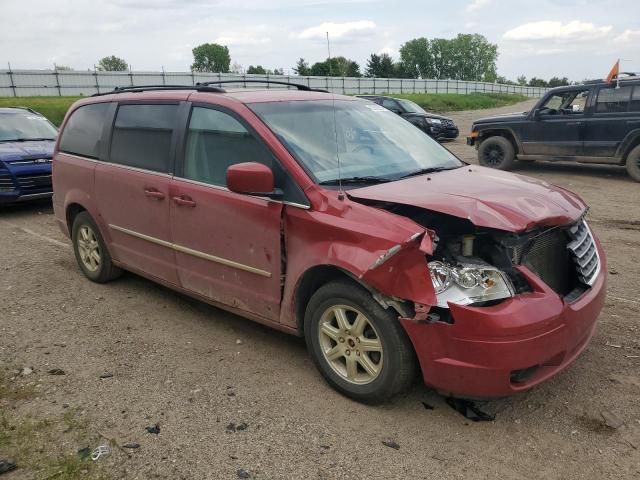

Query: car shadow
[[0, 199, 53, 218]]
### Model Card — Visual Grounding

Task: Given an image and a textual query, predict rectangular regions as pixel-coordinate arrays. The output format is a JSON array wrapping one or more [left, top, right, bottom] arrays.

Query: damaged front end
[[358, 200, 600, 320]]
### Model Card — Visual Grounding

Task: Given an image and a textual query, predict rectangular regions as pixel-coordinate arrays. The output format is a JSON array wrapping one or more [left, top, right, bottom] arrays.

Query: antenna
[[327, 31, 344, 200]]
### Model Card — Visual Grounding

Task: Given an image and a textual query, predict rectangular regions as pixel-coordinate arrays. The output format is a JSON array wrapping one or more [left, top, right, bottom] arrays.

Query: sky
[[2, 0, 639, 81]]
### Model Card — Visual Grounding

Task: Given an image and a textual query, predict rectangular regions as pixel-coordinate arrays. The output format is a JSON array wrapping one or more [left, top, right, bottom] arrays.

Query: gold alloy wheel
[[77, 225, 101, 272], [318, 305, 383, 385]]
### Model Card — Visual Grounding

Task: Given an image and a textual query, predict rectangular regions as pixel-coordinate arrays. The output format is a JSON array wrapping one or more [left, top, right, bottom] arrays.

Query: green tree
[[54, 64, 73, 71], [293, 58, 310, 76], [310, 57, 361, 77], [272, 68, 284, 76], [517, 75, 527, 86], [399, 34, 498, 81], [247, 65, 267, 74], [191, 43, 231, 73], [548, 76, 570, 87], [97, 55, 128, 72], [365, 53, 395, 78], [528, 77, 548, 87]]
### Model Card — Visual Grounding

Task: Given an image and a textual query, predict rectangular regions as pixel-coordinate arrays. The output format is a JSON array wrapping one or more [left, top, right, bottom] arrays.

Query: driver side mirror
[[532, 108, 541, 120], [226, 162, 282, 199]]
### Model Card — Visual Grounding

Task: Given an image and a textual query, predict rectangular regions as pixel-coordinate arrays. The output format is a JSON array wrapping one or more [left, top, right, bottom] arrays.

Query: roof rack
[[196, 79, 329, 93], [91, 84, 226, 97]]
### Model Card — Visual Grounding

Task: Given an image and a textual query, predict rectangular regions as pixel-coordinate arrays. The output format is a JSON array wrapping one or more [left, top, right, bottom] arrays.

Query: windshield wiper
[[0, 137, 56, 143], [319, 176, 393, 186], [397, 165, 461, 180]]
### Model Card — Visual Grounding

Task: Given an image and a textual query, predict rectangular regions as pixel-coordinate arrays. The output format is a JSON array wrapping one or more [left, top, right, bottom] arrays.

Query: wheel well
[[294, 265, 358, 335], [65, 203, 86, 234], [479, 130, 519, 154], [621, 136, 640, 163]]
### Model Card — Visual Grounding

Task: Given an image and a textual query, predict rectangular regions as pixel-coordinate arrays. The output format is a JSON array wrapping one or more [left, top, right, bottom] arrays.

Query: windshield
[[396, 99, 426, 114], [0, 111, 58, 142], [249, 100, 462, 184]]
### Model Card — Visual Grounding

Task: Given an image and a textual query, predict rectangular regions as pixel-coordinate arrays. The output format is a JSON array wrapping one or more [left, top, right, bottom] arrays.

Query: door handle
[[144, 188, 165, 200], [172, 195, 196, 207]]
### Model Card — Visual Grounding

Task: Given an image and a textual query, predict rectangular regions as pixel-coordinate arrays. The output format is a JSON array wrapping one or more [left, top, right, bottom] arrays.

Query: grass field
[[0, 92, 529, 126]]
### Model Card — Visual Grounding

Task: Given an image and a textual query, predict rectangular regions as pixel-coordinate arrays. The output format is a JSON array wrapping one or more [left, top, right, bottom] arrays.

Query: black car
[[467, 74, 640, 181], [356, 95, 459, 141]]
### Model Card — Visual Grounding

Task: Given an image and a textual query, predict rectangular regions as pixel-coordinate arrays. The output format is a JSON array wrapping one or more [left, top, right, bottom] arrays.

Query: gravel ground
[[1, 99, 639, 479]]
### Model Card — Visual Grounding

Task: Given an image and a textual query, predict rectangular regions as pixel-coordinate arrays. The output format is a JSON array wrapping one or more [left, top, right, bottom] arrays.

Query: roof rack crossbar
[[195, 79, 328, 93], [91, 85, 226, 97]]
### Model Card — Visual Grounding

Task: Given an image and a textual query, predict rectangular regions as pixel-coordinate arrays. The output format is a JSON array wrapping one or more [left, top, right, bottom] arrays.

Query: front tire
[[625, 144, 640, 182], [304, 280, 417, 404], [478, 136, 516, 170], [72, 212, 122, 283]]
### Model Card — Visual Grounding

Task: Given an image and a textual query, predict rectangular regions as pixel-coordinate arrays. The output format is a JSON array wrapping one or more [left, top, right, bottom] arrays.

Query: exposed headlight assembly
[[428, 261, 515, 308], [425, 118, 442, 125]]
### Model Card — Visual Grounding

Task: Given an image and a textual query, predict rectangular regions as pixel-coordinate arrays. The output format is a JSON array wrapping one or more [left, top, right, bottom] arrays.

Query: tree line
[[87, 35, 571, 86]]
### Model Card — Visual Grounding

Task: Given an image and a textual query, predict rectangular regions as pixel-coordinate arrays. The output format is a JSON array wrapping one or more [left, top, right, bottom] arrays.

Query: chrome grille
[[567, 220, 600, 285]]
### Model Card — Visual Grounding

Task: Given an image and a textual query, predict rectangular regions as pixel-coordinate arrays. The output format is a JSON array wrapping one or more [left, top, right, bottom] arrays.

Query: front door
[[169, 105, 283, 320], [95, 103, 180, 285], [520, 89, 590, 156]]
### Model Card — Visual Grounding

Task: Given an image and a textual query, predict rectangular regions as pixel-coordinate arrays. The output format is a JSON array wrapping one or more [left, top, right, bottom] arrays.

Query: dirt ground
[[1, 99, 639, 479]]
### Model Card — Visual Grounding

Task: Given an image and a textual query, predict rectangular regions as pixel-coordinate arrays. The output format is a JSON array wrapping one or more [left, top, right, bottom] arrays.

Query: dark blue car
[[0, 107, 58, 204]]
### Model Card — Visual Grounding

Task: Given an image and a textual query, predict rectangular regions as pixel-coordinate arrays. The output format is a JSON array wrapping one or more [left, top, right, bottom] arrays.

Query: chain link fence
[[0, 69, 548, 98]]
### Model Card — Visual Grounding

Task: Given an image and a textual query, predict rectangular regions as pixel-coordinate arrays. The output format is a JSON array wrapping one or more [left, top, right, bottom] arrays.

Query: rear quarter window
[[59, 103, 111, 159], [596, 86, 633, 113], [109, 104, 178, 172]]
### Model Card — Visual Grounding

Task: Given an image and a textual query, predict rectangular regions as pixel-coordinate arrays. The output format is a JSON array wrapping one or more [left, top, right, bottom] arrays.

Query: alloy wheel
[[483, 144, 505, 167], [77, 225, 101, 272], [318, 305, 383, 385]]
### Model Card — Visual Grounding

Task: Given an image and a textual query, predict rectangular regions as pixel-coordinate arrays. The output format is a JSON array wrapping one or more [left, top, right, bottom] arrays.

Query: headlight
[[425, 118, 442, 125], [428, 261, 515, 308]]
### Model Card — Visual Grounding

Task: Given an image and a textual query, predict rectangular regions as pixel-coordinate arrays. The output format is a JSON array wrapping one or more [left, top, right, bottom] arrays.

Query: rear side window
[[109, 104, 178, 172], [630, 87, 640, 112], [59, 103, 110, 159], [596, 86, 632, 113]]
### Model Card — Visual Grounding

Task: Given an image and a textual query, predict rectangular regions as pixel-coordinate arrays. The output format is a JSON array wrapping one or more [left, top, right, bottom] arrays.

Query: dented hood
[[348, 166, 586, 232]]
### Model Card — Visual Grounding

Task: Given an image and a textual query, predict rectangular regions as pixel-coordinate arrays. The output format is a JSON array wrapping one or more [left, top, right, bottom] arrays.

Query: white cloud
[[378, 46, 398, 58], [294, 20, 376, 40], [465, 0, 490, 13], [613, 29, 640, 43], [503, 20, 612, 41]]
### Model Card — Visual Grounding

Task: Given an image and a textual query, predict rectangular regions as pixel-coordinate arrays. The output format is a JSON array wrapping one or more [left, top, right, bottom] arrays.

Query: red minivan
[[52, 83, 606, 403]]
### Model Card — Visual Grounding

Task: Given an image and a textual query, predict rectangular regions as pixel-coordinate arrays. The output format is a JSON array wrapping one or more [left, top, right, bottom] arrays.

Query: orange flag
[[606, 59, 620, 83]]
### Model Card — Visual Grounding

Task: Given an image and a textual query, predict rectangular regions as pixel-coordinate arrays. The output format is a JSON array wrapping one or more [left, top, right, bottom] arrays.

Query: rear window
[[596, 86, 632, 113], [59, 103, 110, 159], [109, 104, 178, 172]]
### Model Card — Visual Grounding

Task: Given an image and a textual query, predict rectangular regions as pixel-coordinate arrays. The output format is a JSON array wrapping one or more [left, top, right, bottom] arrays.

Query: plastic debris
[[91, 445, 111, 461], [0, 459, 17, 475], [122, 443, 140, 449], [237, 469, 251, 479], [48, 368, 65, 375], [99, 373, 114, 379], [77, 447, 91, 459], [145, 424, 161, 434], [382, 440, 400, 450], [446, 397, 495, 422], [226, 422, 248, 433]]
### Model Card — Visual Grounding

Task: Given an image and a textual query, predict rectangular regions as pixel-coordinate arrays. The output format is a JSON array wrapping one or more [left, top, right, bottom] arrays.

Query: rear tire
[[478, 136, 516, 170], [72, 212, 122, 283], [625, 144, 640, 182], [304, 279, 417, 404]]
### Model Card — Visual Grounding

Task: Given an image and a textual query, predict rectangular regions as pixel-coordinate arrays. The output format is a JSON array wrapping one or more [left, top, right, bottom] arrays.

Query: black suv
[[356, 95, 459, 141], [467, 75, 640, 181]]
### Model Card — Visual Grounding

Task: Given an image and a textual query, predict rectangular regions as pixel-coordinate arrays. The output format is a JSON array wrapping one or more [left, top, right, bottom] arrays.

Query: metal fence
[[0, 69, 548, 98]]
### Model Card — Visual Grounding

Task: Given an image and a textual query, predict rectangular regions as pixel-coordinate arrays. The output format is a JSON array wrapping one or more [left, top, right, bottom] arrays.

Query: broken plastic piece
[[446, 397, 495, 422], [0, 459, 17, 475], [91, 445, 111, 461]]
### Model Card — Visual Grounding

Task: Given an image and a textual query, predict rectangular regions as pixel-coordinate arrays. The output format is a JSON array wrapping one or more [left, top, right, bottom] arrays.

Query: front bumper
[[466, 136, 476, 146], [0, 168, 52, 204], [401, 243, 607, 398]]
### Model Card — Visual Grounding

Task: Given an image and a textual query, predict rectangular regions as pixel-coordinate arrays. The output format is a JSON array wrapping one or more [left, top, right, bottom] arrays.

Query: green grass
[[0, 96, 80, 126], [0, 92, 529, 127], [389, 92, 529, 112]]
